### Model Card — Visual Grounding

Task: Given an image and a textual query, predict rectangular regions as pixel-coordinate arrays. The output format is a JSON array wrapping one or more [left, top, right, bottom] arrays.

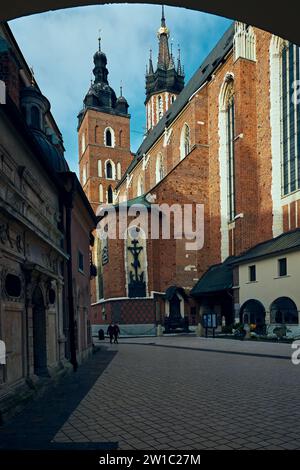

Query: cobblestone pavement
[[1, 337, 300, 450]]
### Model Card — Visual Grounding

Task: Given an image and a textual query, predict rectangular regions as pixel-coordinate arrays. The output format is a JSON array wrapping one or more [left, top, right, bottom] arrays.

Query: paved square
[[0, 337, 299, 450]]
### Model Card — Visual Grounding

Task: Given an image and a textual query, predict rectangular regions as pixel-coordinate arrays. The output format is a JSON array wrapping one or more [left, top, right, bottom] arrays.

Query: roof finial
[[98, 29, 101, 51], [120, 80, 123, 97]]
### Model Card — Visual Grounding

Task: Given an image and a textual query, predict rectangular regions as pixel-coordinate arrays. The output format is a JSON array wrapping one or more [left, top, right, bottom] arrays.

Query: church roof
[[231, 229, 300, 265], [117, 22, 235, 189]]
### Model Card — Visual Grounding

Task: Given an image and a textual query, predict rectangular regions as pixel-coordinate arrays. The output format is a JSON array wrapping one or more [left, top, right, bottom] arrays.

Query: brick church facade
[[79, 10, 300, 337]]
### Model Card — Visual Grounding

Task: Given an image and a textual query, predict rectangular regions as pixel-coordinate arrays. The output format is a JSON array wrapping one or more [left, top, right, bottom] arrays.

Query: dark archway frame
[[1, 2, 300, 46]]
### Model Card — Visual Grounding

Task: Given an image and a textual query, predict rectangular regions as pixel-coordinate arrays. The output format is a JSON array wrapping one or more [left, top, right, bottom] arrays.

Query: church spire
[[157, 5, 170, 69], [148, 48, 154, 75]]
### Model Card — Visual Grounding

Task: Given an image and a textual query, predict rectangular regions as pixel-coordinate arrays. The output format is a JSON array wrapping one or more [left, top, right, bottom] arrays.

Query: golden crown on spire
[[157, 25, 170, 38]]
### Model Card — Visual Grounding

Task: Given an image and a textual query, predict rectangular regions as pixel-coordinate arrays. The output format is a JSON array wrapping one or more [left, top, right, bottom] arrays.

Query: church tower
[[78, 36, 132, 212], [145, 6, 185, 132]]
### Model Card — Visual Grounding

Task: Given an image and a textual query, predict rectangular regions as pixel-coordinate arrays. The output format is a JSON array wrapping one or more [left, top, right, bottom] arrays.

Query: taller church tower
[[78, 37, 132, 212], [145, 6, 185, 132]]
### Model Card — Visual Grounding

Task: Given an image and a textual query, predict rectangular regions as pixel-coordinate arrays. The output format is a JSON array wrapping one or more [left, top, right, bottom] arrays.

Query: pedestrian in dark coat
[[113, 323, 120, 344], [107, 322, 114, 344]]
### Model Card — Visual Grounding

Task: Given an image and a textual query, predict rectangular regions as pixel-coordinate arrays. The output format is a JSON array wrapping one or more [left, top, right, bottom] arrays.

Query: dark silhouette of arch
[[105, 128, 112, 147], [107, 185, 113, 203], [240, 299, 266, 327], [2, 2, 300, 47], [270, 297, 298, 324], [32, 286, 48, 376], [106, 161, 113, 179]]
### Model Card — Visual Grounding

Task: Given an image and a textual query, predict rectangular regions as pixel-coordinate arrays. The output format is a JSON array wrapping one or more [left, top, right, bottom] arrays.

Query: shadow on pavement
[[0, 348, 118, 450]]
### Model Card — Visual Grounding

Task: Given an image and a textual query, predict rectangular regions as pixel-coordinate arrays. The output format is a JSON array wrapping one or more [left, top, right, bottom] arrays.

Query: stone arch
[[240, 299, 266, 326], [270, 297, 298, 324]]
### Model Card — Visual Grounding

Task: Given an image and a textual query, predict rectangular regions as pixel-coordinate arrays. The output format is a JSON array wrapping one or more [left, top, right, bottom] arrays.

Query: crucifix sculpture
[[128, 239, 143, 282]]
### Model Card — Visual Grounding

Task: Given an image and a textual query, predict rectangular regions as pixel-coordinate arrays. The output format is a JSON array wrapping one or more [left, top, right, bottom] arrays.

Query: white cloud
[[9, 3, 231, 173]]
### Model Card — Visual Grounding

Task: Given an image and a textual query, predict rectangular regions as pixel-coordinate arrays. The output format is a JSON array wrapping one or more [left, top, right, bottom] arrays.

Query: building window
[[106, 161, 113, 179], [171, 95, 176, 103], [158, 95, 163, 120], [105, 128, 114, 147], [156, 153, 165, 183], [281, 42, 300, 196], [226, 82, 235, 221], [249, 265, 256, 282], [117, 162, 122, 180], [5, 274, 22, 298], [78, 251, 84, 273], [99, 184, 103, 203], [31, 106, 40, 129], [270, 297, 298, 324], [119, 130, 122, 147], [137, 175, 144, 196], [94, 125, 98, 143], [180, 123, 190, 160], [107, 185, 113, 204], [98, 160, 102, 177], [278, 258, 287, 277]]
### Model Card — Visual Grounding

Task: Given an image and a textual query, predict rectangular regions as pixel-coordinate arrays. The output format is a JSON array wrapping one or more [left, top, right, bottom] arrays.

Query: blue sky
[[9, 4, 231, 173]]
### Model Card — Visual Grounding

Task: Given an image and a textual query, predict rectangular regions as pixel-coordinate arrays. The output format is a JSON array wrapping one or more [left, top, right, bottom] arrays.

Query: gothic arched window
[[180, 123, 190, 160], [225, 80, 235, 222], [31, 106, 40, 129], [137, 175, 144, 196], [105, 128, 114, 147], [107, 185, 113, 204], [106, 161, 113, 179], [281, 42, 300, 195], [156, 153, 165, 183], [119, 130, 122, 147]]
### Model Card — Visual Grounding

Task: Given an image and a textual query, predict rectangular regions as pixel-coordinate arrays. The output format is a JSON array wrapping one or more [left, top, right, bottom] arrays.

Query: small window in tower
[[107, 185, 113, 204], [98, 160, 102, 177], [117, 162, 122, 180], [119, 130, 122, 147], [105, 128, 112, 147], [99, 184, 103, 203], [95, 125, 99, 143], [31, 106, 40, 129], [106, 161, 113, 179], [171, 95, 176, 104], [158, 95, 163, 120]]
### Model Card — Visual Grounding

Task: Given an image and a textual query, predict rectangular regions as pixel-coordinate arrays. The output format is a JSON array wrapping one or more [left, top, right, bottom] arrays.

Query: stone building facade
[[0, 22, 95, 419], [80, 12, 300, 336]]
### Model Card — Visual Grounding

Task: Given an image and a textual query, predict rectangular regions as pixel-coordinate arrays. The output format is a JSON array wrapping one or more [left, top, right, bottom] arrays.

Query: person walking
[[113, 322, 120, 344], [107, 322, 114, 344]]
